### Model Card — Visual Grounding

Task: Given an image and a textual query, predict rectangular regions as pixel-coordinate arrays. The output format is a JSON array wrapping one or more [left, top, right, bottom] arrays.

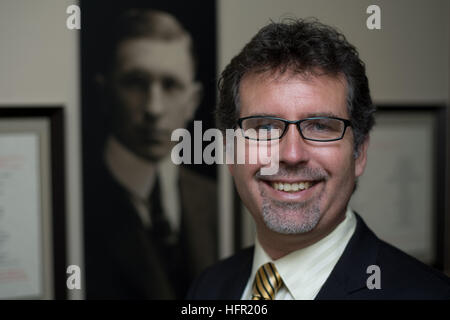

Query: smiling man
[[187, 19, 450, 300]]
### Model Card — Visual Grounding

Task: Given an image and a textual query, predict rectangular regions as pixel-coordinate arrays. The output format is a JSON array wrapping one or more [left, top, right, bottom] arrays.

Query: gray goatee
[[257, 166, 328, 234]]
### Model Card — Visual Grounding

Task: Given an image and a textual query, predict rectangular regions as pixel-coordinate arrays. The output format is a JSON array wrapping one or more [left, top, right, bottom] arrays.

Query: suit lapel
[[221, 248, 254, 299], [103, 166, 175, 298], [178, 167, 217, 279], [315, 213, 380, 299]]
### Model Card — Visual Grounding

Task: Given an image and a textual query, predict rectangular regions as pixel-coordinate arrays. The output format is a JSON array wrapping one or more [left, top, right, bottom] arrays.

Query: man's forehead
[[114, 37, 194, 80], [239, 69, 348, 117], [241, 68, 346, 88]]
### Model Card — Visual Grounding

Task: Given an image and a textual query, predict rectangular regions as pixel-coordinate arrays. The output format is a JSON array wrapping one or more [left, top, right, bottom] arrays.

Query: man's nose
[[278, 124, 310, 165], [145, 82, 164, 117]]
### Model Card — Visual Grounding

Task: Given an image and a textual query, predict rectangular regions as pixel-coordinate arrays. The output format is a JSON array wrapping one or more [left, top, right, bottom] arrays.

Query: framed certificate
[[0, 107, 66, 299], [350, 105, 446, 269]]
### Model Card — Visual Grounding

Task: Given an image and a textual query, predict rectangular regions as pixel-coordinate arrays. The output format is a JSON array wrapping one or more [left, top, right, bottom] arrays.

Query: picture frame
[[0, 107, 66, 299], [80, 1, 218, 299], [350, 105, 446, 270]]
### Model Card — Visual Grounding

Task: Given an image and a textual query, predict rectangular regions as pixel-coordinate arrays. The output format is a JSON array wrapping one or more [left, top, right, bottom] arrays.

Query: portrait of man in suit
[[83, 9, 217, 299], [187, 18, 450, 300]]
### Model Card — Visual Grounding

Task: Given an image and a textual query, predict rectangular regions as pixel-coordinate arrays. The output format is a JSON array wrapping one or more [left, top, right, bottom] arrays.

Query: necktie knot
[[251, 262, 283, 300]]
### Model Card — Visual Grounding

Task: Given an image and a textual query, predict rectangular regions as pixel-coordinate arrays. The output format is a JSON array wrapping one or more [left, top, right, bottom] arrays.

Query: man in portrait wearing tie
[[84, 9, 217, 299], [187, 19, 450, 300]]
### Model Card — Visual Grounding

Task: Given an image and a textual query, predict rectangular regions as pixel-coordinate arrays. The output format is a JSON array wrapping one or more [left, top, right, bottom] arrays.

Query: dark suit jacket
[[84, 159, 217, 299], [187, 214, 450, 300]]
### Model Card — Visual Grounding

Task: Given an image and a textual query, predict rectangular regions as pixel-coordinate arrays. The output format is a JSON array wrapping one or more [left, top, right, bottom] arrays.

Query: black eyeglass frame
[[237, 115, 353, 142]]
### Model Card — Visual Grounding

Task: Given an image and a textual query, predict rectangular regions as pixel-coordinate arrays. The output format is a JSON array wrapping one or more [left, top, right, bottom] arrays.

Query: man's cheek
[[117, 91, 144, 110], [241, 139, 280, 174]]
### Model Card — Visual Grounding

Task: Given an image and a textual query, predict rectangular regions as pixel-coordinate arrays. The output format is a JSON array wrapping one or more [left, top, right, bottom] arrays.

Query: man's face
[[229, 71, 368, 238], [106, 37, 201, 161]]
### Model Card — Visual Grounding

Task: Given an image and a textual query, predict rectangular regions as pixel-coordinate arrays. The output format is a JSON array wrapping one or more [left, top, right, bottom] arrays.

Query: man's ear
[[224, 129, 238, 177], [355, 135, 370, 178], [224, 134, 234, 176], [95, 73, 105, 88], [183, 82, 203, 122]]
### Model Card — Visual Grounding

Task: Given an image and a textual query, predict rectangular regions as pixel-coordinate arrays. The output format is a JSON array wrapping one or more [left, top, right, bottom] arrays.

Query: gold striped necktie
[[251, 262, 283, 300]]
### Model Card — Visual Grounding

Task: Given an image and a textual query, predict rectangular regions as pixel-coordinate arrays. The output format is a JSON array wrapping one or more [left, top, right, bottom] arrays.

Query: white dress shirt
[[104, 136, 181, 232], [241, 207, 357, 300]]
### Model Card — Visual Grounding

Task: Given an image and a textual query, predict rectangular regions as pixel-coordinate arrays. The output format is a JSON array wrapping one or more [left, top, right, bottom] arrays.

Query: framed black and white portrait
[[80, 0, 217, 299]]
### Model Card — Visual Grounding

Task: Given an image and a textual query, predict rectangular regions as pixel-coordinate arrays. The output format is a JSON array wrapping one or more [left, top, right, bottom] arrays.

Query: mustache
[[255, 165, 329, 181]]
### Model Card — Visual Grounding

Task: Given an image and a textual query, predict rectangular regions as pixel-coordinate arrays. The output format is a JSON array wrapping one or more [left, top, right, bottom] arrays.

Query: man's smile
[[271, 181, 314, 192], [257, 177, 325, 203]]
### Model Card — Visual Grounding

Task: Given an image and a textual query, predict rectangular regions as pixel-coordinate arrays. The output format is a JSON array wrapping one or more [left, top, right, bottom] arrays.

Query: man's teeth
[[271, 181, 313, 192]]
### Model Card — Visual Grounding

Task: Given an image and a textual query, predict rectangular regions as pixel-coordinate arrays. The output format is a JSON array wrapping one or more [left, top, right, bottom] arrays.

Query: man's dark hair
[[104, 9, 195, 73], [216, 18, 375, 154]]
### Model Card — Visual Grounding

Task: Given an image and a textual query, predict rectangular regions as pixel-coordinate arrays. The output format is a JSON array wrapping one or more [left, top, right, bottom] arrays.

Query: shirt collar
[[104, 136, 157, 199], [104, 136, 181, 230], [251, 207, 356, 299]]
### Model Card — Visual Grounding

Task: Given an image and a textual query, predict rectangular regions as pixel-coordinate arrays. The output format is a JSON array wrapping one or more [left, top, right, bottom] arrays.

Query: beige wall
[[218, 0, 449, 103], [0, 0, 82, 299]]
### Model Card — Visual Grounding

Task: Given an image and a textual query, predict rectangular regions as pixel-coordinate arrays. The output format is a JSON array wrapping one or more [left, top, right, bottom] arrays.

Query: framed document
[[0, 107, 66, 299], [350, 105, 446, 269]]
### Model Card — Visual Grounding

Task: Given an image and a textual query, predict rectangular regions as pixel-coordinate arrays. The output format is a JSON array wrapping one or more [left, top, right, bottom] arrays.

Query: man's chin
[[263, 218, 319, 235], [261, 202, 322, 235]]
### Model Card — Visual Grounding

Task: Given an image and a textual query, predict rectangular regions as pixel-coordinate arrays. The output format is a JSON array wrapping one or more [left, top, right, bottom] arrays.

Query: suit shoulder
[[209, 247, 254, 273], [179, 167, 217, 210], [187, 247, 253, 300], [376, 239, 450, 298], [179, 166, 216, 189]]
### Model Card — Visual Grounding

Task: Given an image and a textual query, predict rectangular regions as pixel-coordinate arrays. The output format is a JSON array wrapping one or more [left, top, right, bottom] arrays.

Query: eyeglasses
[[237, 115, 352, 142]]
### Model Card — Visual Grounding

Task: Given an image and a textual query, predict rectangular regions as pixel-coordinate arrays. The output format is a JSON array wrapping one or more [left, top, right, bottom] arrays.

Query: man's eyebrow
[[304, 112, 341, 118], [243, 113, 279, 117], [119, 68, 149, 78]]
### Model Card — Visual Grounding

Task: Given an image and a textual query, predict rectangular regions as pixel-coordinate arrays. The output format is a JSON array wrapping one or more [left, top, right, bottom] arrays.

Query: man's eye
[[256, 123, 276, 130], [312, 122, 328, 130], [120, 74, 148, 90], [305, 120, 338, 132], [251, 119, 284, 131], [161, 77, 184, 92]]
